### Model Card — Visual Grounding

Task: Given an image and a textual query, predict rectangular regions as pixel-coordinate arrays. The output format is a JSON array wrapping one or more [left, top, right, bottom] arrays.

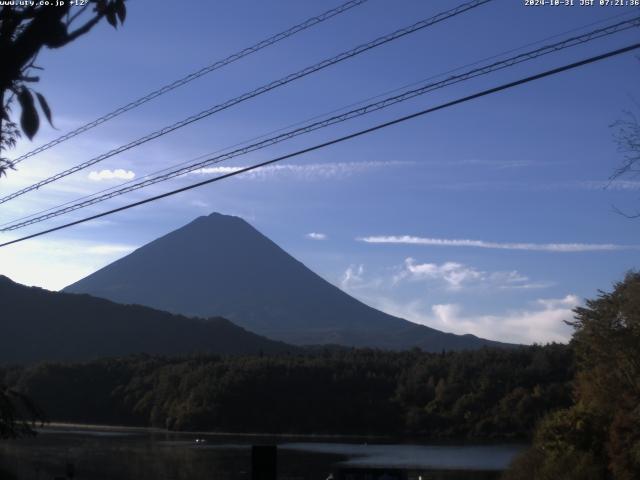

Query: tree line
[[3, 273, 638, 478], [1, 343, 573, 440]]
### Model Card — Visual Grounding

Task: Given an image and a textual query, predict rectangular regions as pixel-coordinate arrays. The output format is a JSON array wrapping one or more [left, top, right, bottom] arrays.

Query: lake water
[[0, 426, 524, 480]]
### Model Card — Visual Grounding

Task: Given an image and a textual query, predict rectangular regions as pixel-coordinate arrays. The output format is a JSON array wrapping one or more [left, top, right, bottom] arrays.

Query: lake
[[0, 426, 524, 480]]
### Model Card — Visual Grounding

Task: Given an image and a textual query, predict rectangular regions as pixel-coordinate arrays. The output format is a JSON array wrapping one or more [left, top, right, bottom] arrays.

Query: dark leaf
[[0, 159, 15, 178], [43, 21, 68, 48], [116, 1, 126, 24], [106, 9, 117, 28], [94, 0, 107, 13], [17, 88, 39, 140], [35, 92, 54, 127]]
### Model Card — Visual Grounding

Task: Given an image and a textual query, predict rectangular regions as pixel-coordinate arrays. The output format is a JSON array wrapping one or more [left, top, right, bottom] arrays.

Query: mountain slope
[[65, 213, 510, 351], [0, 275, 294, 364]]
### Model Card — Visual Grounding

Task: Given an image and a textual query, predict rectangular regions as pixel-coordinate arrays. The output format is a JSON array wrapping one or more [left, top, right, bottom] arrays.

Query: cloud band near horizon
[[357, 235, 640, 252]]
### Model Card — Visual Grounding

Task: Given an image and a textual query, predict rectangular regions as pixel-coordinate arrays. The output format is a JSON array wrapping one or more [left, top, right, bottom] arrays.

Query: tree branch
[[66, 4, 90, 28], [58, 13, 104, 47]]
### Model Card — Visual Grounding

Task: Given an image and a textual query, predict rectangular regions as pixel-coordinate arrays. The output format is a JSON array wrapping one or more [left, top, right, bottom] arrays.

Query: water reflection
[[281, 443, 522, 470], [0, 427, 522, 480]]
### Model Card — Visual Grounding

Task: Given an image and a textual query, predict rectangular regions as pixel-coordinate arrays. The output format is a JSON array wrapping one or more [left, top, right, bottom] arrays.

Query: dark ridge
[[0, 275, 295, 365]]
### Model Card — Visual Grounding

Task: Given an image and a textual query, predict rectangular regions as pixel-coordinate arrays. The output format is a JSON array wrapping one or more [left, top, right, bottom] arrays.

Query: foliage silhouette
[[503, 272, 640, 479], [0, 0, 126, 176]]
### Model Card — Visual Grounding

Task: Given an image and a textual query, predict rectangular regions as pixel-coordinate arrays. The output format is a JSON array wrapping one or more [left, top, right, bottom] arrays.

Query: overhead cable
[[1, 41, 638, 248], [0, 0, 493, 205], [3, 16, 638, 232]]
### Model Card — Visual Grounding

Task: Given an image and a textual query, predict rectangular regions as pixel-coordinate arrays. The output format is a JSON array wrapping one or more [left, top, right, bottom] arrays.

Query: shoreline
[[39, 422, 526, 447], [40, 422, 392, 441]]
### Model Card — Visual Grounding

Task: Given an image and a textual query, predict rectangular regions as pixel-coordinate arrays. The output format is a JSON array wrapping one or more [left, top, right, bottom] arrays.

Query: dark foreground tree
[[0, 0, 126, 437], [503, 272, 640, 480], [0, 384, 43, 438], [0, 0, 126, 177]]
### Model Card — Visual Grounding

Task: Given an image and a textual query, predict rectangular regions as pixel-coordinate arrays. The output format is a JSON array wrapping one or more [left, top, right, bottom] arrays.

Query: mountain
[[0, 275, 294, 364], [65, 213, 510, 351]]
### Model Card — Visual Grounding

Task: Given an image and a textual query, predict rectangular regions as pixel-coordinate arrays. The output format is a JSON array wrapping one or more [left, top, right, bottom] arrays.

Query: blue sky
[[1, 0, 639, 344]]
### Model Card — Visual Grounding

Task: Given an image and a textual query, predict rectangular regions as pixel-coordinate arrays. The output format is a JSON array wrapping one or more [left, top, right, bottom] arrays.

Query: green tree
[[504, 272, 640, 480], [570, 272, 640, 479], [0, 0, 126, 177]]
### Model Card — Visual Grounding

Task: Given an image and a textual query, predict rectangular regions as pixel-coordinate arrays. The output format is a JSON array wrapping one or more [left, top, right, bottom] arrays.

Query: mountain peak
[[65, 213, 511, 351], [185, 212, 252, 231], [207, 211, 237, 219], [204, 211, 242, 221]]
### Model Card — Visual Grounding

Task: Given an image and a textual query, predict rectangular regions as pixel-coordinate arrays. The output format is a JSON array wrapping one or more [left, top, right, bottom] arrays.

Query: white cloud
[[336, 255, 547, 294], [373, 294, 580, 344], [358, 235, 639, 252], [396, 258, 482, 290], [88, 169, 135, 181], [306, 232, 327, 240], [193, 161, 412, 180], [536, 295, 580, 310], [336, 258, 566, 343]]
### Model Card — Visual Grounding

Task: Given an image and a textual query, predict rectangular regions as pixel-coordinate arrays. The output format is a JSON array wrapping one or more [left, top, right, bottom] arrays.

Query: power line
[[0, 0, 493, 206], [9, 0, 370, 166], [3, 16, 638, 232], [1, 41, 638, 249], [5, 9, 636, 231]]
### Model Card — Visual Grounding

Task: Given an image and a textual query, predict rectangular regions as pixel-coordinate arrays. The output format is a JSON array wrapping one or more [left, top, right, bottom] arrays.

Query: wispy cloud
[[340, 257, 548, 293], [190, 199, 211, 209], [192, 161, 412, 180], [341, 264, 365, 289], [358, 235, 639, 252], [373, 179, 640, 192], [88, 169, 135, 181], [577, 180, 640, 191], [77, 219, 116, 229], [455, 158, 535, 169], [306, 232, 327, 240], [340, 264, 384, 291]]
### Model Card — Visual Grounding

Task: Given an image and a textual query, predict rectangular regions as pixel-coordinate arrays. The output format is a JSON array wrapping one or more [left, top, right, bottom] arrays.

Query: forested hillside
[[0, 275, 294, 363], [2, 344, 572, 438]]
